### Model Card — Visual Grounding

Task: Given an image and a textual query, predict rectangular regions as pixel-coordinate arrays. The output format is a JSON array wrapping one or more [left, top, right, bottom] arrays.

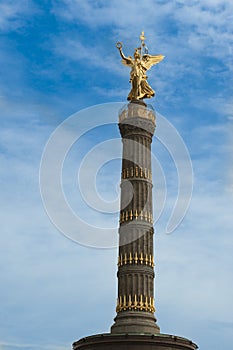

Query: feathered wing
[[141, 54, 165, 71]]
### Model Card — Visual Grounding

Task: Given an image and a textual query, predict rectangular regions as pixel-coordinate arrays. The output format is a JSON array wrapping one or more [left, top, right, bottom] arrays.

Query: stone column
[[111, 102, 160, 334], [73, 101, 198, 350]]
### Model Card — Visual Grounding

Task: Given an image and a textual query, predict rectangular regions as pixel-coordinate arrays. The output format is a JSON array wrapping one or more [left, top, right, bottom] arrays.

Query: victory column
[[73, 32, 198, 350]]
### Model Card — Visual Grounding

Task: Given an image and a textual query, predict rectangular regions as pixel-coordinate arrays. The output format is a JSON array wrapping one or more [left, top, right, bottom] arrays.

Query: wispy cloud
[[53, 38, 122, 75], [54, 0, 233, 58], [0, 0, 36, 32], [0, 341, 68, 350], [51, 0, 232, 111]]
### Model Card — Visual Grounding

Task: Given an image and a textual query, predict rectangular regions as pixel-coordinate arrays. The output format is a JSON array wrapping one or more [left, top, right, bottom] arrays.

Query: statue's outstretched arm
[[116, 42, 132, 66]]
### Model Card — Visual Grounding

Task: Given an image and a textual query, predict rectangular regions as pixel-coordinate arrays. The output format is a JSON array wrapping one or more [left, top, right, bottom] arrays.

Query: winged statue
[[116, 32, 164, 101]]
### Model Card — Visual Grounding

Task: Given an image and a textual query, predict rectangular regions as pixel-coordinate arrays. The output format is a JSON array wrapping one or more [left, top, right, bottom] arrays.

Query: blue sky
[[0, 1, 233, 350]]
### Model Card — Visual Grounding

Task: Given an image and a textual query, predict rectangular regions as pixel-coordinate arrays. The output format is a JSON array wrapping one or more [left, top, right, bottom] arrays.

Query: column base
[[111, 311, 160, 334], [73, 333, 198, 350]]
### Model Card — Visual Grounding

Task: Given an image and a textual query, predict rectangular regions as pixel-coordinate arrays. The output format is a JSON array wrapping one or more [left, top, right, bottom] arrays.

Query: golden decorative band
[[118, 252, 155, 267], [122, 167, 152, 180], [116, 294, 155, 313], [120, 210, 153, 224]]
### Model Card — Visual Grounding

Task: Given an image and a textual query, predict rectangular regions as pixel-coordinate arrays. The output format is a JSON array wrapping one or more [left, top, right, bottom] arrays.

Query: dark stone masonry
[[73, 102, 198, 350]]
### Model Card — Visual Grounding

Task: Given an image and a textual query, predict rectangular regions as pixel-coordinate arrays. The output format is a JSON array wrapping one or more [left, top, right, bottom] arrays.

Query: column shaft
[[111, 102, 159, 334]]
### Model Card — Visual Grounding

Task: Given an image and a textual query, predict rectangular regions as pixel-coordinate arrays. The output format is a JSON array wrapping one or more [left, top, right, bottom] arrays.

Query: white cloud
[[155, 189, 233, 343], [52, 37, 130, 83], [226, 117, 233, 192], [0, 0, 36, 32], [153, 114, 232, 334], [54, 0, 233, 58], [0, 341, 68, 350], [51, 0, 232, 111], [53, 0, 171, 29]]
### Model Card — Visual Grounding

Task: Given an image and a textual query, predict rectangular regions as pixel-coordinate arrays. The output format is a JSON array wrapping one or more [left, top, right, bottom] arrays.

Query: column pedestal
[[73, 333, 198, 350]]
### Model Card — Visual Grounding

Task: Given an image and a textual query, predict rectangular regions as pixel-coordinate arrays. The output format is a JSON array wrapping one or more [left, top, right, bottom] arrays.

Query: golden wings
[[141, 54, 165, 70], [121, 54, 165, 71]]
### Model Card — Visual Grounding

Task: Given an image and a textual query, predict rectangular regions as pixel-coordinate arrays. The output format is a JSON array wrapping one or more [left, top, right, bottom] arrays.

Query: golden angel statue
[[116, 32, 164, 101]]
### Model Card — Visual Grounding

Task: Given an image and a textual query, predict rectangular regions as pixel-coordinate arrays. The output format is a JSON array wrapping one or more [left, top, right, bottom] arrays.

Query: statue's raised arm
[[116, 33, 164, 102], [116, 42, 133, 67]]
